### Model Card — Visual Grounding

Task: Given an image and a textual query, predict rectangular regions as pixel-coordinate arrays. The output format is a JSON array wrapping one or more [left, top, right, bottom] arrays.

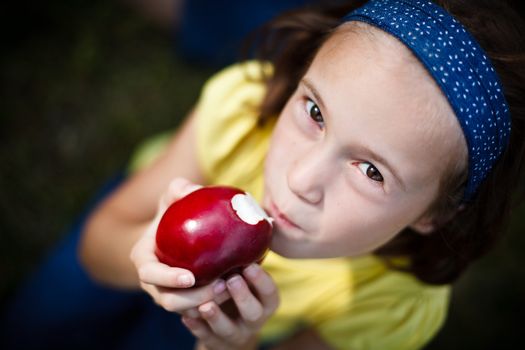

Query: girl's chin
[[275, 223, 305, 239], [269, 233, 308, 259], [270, 233, 366, 259], [269, 245, 299, 259]]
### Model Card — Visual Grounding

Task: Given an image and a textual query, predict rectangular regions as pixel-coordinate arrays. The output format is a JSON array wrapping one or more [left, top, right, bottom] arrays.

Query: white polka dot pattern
[[343, 0, 511, 201]]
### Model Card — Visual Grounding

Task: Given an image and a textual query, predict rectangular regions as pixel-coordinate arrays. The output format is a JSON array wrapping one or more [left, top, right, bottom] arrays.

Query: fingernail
[[213, 280, 226, 295], [199, 303, 215, 318], [244, 264, 259, 279], [178, 274, 194, 287], [227, 275, 242, 290]]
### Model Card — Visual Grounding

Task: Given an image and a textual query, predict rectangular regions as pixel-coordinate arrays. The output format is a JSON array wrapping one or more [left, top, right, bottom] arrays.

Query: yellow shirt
[[129, 61, 450, 350]]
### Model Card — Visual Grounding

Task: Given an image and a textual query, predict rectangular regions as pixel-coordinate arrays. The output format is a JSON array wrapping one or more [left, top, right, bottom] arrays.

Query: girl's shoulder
[[195, 60, 276, 191], [127, 61, 275, 190], [198, 60, 273, 99], [195, 60, 273, 135]]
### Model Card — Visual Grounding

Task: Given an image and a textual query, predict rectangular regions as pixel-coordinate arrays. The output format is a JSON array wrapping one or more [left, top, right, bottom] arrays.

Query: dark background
[[1, 1, 524, 349]]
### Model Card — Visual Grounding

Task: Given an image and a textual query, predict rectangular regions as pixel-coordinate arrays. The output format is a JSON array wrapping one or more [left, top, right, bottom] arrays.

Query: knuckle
[[264, 287, 280, 304], [152, 295, 165, 309], [274, 292, 281, 307], [263, 298, 280, 318], [139, 282, 151, 295], [159, 191, 169, 205], [193, 288, 214, 306], [168, 178, 191, 196], [263, 307, 275, 320], [213, 290, 231, 305], [129, 247, 137, 262], [259, 282, 278, 298], [269, 299, 280, 314], [169, 177, 187, 188], [235, 292, 250, 304], [190, 326, 206, 338], [228, 334, 247, 347], [184, 308, 200, 319], [161, 295, 180, 312], [220, 328, 237, 340], [245, 306, 263, 323], [137, 266, 148, 281]]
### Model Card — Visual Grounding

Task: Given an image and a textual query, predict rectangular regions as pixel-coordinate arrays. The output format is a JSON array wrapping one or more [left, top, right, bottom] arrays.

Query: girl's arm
[[79, 111, 206, 289]]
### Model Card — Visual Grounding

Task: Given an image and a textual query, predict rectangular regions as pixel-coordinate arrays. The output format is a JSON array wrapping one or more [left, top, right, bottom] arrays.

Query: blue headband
[[343, 0, 511, 201]]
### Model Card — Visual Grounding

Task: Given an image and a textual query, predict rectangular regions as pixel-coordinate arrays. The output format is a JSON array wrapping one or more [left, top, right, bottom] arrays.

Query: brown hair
[[247, 0, 525, 284]]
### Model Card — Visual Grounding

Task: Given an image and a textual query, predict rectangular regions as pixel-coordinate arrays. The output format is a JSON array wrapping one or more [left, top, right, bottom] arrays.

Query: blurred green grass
[[1, 1, 524, 349], [0, 0, 214, 301]]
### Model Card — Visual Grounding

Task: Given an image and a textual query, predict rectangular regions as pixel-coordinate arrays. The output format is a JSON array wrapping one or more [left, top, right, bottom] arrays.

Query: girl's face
[[262, 23, 466, 259]]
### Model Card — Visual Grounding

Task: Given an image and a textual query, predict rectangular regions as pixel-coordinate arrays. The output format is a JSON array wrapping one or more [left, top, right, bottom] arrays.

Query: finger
[[183, 307, 200, 319], [137, 261, 195, 288], [160, 178, 203, 211], [153, 279, 226, 312], [177, 180, 203, 198], [130, 228, 158, 266], [129, 230, 164, 273], [243, 264, 280, 313], [161, 178, 192, 209], [214, 289, 231, 306], [181, 316, 225, 349], [131, 229, 195, 289], [198, 301, 240, 341], [226, 275, 264, 325]]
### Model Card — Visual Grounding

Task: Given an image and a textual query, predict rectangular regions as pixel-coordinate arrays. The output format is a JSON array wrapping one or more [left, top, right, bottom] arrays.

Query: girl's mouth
[[268, 201, 301, 230]]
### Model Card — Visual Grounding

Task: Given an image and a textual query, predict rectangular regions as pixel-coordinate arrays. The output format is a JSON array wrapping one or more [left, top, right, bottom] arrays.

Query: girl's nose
[[286, 153, 325, 205]]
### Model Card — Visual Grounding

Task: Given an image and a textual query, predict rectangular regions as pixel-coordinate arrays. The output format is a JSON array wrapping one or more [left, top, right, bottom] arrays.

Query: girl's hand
[[130, 178, 230, 313], [181, 263, 280, 350]]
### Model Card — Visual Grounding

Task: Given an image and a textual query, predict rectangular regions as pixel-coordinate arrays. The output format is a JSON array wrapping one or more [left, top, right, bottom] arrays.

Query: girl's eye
[[357, 162, 384, 182], [305, 99, 324, 128]]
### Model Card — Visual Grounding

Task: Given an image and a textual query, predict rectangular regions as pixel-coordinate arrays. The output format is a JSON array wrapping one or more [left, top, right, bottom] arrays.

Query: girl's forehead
[[314, 22, 457, 132], [322, 22, 425, 81], [305, 22, 466, 185]]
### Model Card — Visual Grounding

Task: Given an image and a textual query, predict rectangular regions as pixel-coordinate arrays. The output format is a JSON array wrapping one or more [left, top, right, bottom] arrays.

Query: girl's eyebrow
[[301, 78, 327, 112], [301, 77, 406, 191]]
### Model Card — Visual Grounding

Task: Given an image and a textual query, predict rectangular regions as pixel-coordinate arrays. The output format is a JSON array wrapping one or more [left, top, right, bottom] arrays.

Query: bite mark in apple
[[231, 193, 273, 226]]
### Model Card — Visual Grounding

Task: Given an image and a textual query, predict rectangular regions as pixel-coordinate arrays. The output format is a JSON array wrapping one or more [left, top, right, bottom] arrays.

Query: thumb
[[158, 177, 203, 213], [145, 178, 203, 239]]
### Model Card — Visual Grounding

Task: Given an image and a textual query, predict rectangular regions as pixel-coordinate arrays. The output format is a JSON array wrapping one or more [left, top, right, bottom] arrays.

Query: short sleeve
[[194, 61, 275, 192], [316, 284, 450, 350], [127, 131, 173, 173]]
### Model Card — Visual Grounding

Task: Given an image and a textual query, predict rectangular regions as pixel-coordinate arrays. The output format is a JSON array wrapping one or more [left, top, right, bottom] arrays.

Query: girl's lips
[[268, 201, 300, 230]]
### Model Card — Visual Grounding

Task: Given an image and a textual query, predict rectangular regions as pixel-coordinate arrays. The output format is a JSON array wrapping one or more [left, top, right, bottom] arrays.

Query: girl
[[3, 0, 525, 349]]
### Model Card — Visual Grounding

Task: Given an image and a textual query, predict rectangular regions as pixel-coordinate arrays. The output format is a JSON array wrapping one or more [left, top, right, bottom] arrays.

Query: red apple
[[155, 186, 273, 287]]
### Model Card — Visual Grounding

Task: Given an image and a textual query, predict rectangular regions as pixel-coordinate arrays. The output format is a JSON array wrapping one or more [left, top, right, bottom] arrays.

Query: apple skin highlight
[[155, 186, 273, 287]]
